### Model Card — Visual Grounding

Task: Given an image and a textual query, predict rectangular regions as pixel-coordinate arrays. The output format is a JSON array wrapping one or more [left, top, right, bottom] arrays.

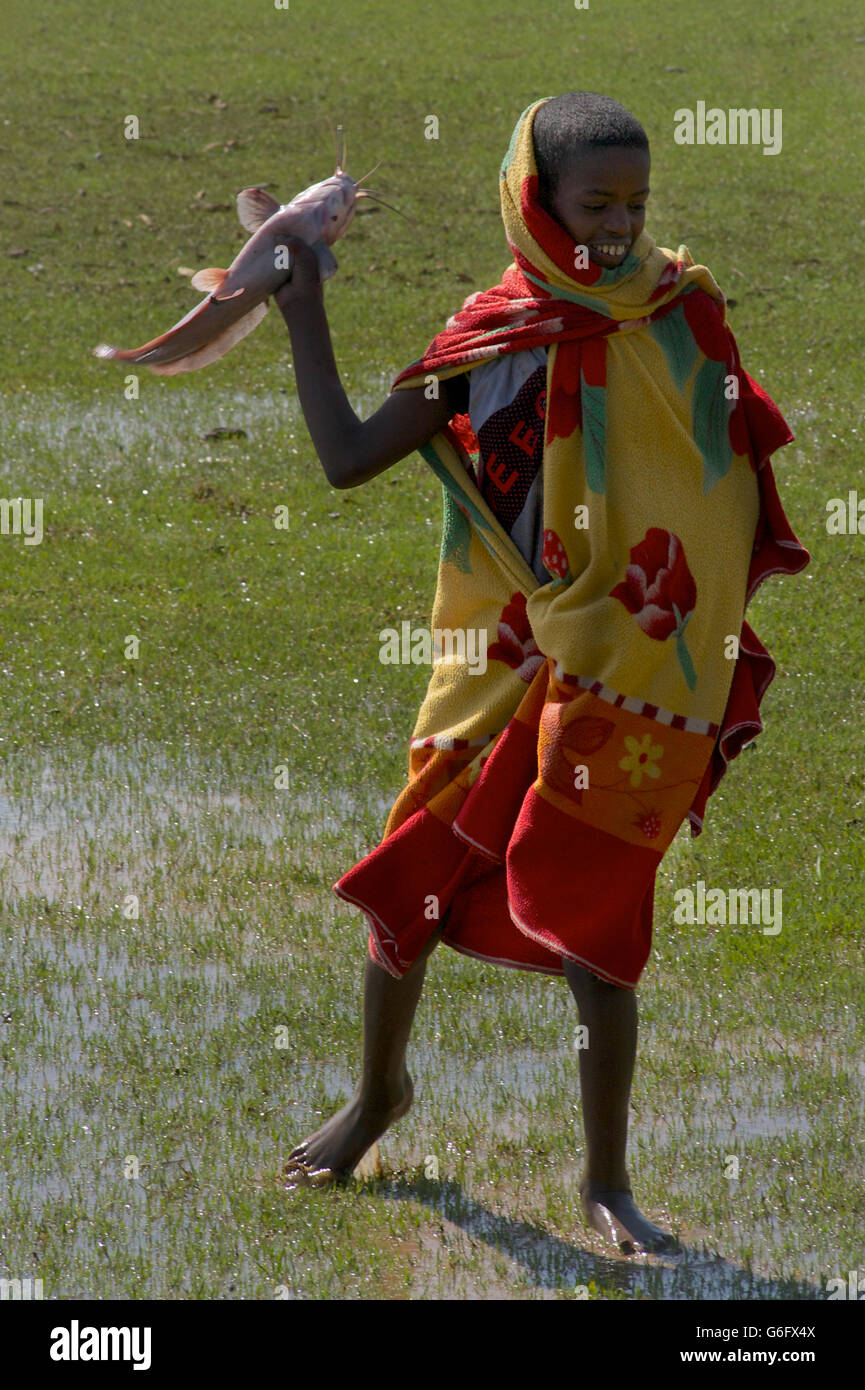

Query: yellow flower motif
[[619, 733, 664, 788]]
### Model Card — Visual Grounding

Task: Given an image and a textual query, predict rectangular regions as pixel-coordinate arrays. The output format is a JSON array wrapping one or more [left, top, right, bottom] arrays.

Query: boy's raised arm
[[273, 236, 456, 490]]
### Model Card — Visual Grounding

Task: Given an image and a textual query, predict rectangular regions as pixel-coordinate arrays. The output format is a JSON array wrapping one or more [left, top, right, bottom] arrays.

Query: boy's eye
[[581, 203, 646, 213]]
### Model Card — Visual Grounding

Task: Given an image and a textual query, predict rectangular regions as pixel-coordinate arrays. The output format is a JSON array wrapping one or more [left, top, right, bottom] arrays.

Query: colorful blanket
[[334, 98, 809, 988]]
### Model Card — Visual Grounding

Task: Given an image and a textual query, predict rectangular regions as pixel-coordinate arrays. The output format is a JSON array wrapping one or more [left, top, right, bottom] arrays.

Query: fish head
[[309, 172, 361, 245]]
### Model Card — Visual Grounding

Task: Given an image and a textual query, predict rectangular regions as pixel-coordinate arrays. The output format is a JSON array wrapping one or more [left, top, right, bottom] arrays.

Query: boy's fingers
[[273, 238, 324, 311], [281, 236, 320, 271], [272, 236, 322, 295]]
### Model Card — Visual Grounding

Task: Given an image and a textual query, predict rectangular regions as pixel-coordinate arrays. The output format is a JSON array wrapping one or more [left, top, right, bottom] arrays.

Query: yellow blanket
[[334, 98, 808, 986]]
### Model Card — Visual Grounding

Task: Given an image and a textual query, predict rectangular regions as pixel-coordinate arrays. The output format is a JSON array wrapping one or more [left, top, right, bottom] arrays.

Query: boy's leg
[[563, 959, 676, 1252], [282, 921, 445, 1186]]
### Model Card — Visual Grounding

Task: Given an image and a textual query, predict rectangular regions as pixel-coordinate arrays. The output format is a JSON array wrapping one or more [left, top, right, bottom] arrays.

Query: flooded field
[[1, 742, 859, 1298]]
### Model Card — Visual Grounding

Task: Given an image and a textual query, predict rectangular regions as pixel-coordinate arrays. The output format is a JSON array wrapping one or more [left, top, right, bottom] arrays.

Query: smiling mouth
[[591, 242, 630, 260]]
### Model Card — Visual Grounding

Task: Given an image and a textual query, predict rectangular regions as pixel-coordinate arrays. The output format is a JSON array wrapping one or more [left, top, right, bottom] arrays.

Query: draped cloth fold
[[333, 98, 809, 988]]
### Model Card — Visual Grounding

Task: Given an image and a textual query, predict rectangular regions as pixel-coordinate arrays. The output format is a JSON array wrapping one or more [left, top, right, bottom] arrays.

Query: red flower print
[[541, 528, 572, 587], [610, 528, 698, 689], [487, 592, 545, 683], [682, 289, 729, 362], [449, 412, 480, 456], [610, 529, 695, 640], [545, 339, 582, 445]]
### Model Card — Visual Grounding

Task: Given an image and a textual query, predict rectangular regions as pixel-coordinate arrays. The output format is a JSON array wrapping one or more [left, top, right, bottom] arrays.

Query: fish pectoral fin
[[191, 267, 245, 302], [310, 238, 338, 282], [190, 267, 228, 294], [236, 187, 281, 234]]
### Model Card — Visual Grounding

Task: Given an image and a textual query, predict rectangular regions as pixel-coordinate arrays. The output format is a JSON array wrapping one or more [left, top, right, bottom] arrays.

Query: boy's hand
[[273, 236, 323, 312]]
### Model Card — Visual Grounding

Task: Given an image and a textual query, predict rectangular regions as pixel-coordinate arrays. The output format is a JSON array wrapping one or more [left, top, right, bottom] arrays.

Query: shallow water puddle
[[0, 744, 392, 903], [0, 381, 394, 485]]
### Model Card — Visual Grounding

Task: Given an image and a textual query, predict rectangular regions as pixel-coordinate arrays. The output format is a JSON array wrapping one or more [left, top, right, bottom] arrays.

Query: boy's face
[[544, 146, 651, 269]]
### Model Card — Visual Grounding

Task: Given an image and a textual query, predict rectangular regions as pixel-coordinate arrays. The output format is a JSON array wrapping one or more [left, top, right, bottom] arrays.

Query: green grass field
[[1, 0, 863, 1299]]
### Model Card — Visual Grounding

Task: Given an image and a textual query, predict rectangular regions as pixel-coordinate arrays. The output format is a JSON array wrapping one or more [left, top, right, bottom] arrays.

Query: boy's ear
[[535, 184, 558, 221], [535, 176, 555, 214]]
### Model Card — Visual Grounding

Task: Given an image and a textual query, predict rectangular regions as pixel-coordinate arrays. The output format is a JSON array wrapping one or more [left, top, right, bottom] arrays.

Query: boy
[[273, 93, 808, 1254]]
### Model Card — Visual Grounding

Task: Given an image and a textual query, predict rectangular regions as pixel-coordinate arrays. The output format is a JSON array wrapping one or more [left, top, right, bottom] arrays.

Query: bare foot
[[581, 1180, 679, 1254], [280, 1072, 413, 1189]]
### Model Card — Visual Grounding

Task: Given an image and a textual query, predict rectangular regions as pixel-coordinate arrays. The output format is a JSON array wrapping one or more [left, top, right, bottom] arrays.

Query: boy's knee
[[562, 958, 623, 997]]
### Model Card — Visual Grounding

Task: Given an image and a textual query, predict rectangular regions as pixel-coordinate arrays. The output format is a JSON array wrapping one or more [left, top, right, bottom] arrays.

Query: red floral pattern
[[681, 289, 758, 467], [610, 528, 698, 689], [682, 289, 729, 362], [487, 592, 545, 682], [545, 340, 582, 445]]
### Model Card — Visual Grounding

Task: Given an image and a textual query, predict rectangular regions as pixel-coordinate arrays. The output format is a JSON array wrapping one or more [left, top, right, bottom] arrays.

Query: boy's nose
[[603, 208, 630, 235]]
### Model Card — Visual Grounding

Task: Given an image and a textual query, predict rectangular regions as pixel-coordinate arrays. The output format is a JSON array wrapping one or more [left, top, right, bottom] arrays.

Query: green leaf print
[[692, 357, 733, 493], [581, 380, 607, 494], [650, 302, 698, 392], [440, 489, 473, 573]]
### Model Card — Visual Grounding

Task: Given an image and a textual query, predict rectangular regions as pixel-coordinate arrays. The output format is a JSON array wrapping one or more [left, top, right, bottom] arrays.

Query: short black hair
[[532, 92, 649, 211]]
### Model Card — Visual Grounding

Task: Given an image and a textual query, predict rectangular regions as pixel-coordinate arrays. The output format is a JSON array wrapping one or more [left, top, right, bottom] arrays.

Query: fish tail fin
[[93, 343, 139, 362], [146, 300, 269, 375]]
